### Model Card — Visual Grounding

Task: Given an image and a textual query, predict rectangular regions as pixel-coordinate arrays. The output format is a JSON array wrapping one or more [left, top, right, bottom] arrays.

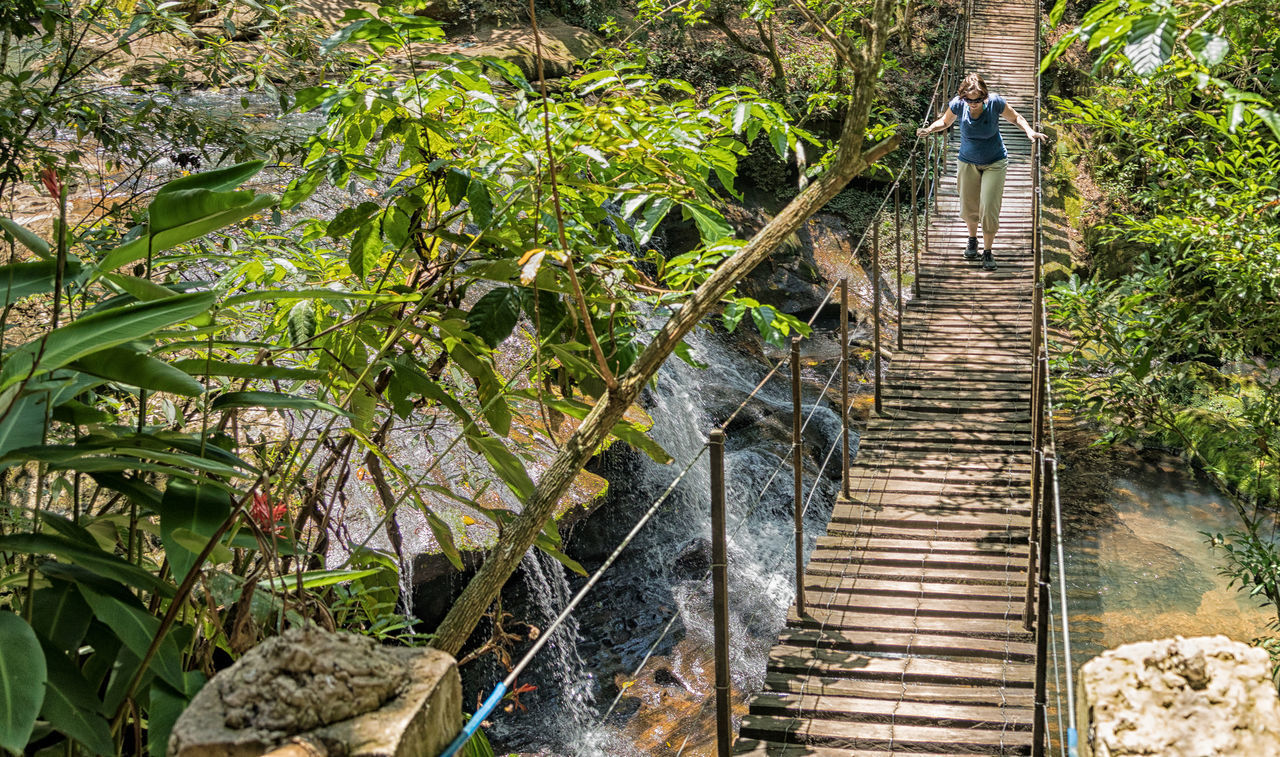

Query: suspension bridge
[[442, 0, 1077, 752], [733, 0, 1069, 752]]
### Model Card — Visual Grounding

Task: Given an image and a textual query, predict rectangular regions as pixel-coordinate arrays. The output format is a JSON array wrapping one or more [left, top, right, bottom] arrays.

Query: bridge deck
[[736, 0, 1041, 752]]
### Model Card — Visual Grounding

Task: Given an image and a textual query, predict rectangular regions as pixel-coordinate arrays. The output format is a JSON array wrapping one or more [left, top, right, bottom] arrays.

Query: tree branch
[[429, 0, 901, 658]]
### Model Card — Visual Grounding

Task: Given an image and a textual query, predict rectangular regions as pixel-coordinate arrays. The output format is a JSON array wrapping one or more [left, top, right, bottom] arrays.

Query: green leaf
[[0, 217, 51, 259], [0, 533, 171, 594], [160, 481, 232, 580], [98, 193, 276, 272], [146, 161, 264, 232], [0, 613, 47, 753], [1186, 30, 1229, 67], [170, 359, 326, 382], [71, 347, 205, 397], [684, 203, 733, 243], [1123, 14, 1175, 77], [257, 568, 383, 592], [148, 675, 202, 757], [30, 581, 93, 655], [101, 273, 181, 302], [38, 636, 112, 756], [466, 287, 522, 348], [445, 169, 470, 206], [77, 587, 185, 692], [287, 300, 317, 346], [349, 221, 382, 279], [423, 510, 464, 571], [465, 433, 535, 501], [327, 201, 381, 239], [1048, 0, 1065, 26], [0, 260, 86, 307], [0, 292, 216, 392], [211, 390, 353, 417], [467, 180, 493, 228], [281, 169, 324, 211], [534, 531, 586, 576], [1251, 107, 1280, 141]]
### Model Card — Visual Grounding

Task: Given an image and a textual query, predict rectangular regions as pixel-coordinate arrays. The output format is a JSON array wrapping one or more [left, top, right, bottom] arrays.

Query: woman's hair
[[957, 73, 989, 98]]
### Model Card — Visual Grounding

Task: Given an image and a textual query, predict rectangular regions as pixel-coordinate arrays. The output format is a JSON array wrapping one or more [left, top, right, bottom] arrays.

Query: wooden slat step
[[768, 648, 1033, 687], [749, 693, 1033, 730], [735, 739, 958, 757], [761, 671, 1035, 705], [775, 627, 1035, 661], [788, 606, 1029, 639], [803, 575, 1026, 606], [832, 504, 1028, 530], [805, 563, 1025, 587]]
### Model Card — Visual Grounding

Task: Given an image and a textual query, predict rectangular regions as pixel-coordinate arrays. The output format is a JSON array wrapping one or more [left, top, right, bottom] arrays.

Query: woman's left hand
[[1029, 131, 1049, 142]]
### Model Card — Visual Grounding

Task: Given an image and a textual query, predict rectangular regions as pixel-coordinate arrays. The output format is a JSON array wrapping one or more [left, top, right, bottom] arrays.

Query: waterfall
[[478, 326, 848, 755]]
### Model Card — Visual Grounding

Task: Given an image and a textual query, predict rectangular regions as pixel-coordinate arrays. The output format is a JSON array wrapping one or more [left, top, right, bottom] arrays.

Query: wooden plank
[[760, 672, 1036, 705], [738, 715, 1033, 754], [767, 648, 1033, 687], [775, 627, 1035, 661], [748, 693, 1033, 729]]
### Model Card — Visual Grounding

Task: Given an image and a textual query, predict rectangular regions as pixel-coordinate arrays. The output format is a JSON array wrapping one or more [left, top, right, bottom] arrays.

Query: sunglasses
[[963, 95, 986, 104]]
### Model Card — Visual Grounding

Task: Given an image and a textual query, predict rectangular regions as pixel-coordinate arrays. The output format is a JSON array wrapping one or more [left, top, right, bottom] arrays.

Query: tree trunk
[[430, 0, 901, 658]]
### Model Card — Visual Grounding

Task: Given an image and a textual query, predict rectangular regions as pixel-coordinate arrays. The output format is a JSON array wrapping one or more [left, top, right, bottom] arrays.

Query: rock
[[459, 18, 603, 80], [416, 0, 467, 25], [1079, 635, 1280, 757], [169, 627, 461, 757], [671, 538, 712, 581]]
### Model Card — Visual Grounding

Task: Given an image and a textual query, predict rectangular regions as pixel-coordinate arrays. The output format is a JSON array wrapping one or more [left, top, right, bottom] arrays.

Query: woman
[[916, 73, 1047, 271]]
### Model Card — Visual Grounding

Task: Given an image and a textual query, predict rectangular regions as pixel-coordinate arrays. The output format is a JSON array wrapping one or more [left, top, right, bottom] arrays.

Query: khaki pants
[[957, 158, 1008, 236]]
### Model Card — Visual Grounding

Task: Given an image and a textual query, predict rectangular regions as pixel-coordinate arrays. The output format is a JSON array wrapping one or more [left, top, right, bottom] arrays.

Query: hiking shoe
[[981, 250, 997, 271], [964, 237, 979, 260]]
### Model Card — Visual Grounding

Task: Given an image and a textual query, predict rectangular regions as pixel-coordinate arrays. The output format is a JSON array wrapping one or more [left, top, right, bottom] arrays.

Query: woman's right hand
[[916, 127, 931, 137]]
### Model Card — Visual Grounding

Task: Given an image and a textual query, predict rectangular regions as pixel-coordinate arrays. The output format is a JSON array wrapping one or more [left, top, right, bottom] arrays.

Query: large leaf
[[77, 587, 185, 692], [286, 300, 317, 346], [1123, 14, 1175, 77], [210, 391, 353, 418], [257, 568, 383, 592], [38, 636, 112, 756], [71, 346, 205, 396], [466, 287, 522, 348], [0, 217, 51, 259], [512, 389, 672, 464], [30, 580, 93, 655], [148, 675, 203, 757], [0, 533, 171, 594], [465, 433, 535, 501], [160, 481, 232, 580], [0, 371, 103, 456], [170, 359, 326, 382], [146, 161, 265, 233], [0, 292, 216, 392], [98, 193, 276, 272], [0, 260, 86, 307], [0, 612, 47, 753]]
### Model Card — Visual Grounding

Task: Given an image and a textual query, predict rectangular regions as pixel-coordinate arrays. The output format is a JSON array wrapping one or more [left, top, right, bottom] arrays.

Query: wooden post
[[911, 152, 920, 299], [1024, 448, 1043, 631], [840, 278, 850, 500], [709, 429, 731, 757], [872, 218, 882, 416], [791, 337, 805, 615], [895, 177, 903, 352], [1033, 581, 1050, 757], [1039, 454, 1054, 588]]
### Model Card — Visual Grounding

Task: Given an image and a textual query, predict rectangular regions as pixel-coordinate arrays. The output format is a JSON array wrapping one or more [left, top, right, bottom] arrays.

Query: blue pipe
[[438, 682, 507, 757], [1068, 727, 1079, 757]]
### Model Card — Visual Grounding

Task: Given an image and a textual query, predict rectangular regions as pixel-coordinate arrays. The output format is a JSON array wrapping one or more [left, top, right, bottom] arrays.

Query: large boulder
[[460, 17, 603, 80], [1079, 635, 1280, 757]]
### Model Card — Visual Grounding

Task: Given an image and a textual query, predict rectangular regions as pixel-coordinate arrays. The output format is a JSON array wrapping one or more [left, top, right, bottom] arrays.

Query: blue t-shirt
[[949, 93, 1007, 165]]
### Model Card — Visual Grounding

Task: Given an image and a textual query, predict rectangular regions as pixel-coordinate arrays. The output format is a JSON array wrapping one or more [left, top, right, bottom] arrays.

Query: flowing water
[[467, 326, 846, 756]]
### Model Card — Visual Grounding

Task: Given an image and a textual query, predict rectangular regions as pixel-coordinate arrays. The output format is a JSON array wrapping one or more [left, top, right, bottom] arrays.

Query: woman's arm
[[1001, 104, 1048, 142], [916, 108, 957, 138]]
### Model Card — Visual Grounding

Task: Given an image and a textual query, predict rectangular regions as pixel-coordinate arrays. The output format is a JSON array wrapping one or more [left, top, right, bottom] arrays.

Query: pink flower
[[40, 167, 62, 201], [250, 491, 288, 533]]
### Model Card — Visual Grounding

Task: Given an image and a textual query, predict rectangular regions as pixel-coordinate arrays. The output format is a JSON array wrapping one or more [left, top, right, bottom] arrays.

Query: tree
[[430, 0, 902, 656]]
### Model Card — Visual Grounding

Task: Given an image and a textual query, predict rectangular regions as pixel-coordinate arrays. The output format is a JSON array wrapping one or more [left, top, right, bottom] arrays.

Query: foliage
[[1043, 0, 1280, 139], [1047, 0, 1280, 630], [0, 2, 836, 751]]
